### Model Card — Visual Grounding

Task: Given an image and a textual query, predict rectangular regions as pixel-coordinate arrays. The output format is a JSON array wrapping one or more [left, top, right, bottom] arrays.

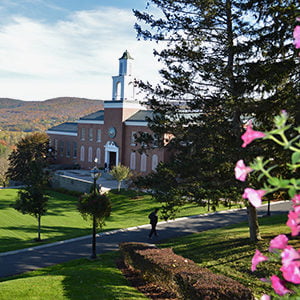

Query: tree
[[110, 164, 132, 192], [6, 132, 50, 186], [7, 132, 50, 241], [12, 185, 49, 241], [133, 0, 299, 241], [0, 157, 9, 187], [77, 192, 111, 259]]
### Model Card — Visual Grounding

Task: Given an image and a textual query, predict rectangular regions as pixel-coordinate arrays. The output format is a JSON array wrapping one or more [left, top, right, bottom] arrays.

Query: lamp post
[[90, 165, 100, 259]]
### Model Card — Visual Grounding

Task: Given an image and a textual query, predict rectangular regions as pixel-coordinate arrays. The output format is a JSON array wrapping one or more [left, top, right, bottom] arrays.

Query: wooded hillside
[[0, 97, 104, 132]]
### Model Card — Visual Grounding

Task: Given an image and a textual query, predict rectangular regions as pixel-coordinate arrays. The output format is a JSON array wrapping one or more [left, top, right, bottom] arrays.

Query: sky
[[0, 0, 163, 101]]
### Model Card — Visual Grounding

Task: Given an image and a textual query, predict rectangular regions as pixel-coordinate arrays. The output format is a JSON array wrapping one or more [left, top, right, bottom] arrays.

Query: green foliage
[[6, 132, 50, 185], [110, 164, 132, 191], [12, 185, 49, 241], [77, 193, 112, 229], [133, 0, 298, 239], [13, 186, 48, 219]]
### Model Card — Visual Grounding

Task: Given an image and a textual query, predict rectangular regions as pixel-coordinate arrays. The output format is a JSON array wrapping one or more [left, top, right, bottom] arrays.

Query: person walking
[[148, 208, 159, 238]]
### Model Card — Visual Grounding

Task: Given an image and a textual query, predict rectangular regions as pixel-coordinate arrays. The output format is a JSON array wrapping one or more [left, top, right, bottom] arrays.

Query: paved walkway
[[0, 201, 291, 279]]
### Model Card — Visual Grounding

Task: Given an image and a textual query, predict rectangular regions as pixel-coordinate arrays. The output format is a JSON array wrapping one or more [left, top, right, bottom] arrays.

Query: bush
[[120, 242, 254, 300]]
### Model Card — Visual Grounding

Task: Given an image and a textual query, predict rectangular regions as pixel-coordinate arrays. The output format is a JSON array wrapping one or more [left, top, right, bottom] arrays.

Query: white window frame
[[140, 153, 147, 172], [97, 129, 101, 142], [89, 128, 93, 141], [96, 148, 101, 165], [130, 152, 136, 170], [131, 131, 137, 146], [88, 147, 93, 162], [80, 146, 85, 162], [152, 154, 158, 171]]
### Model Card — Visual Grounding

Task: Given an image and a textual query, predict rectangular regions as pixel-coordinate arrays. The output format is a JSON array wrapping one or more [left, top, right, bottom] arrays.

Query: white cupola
[[112, 50, 135, 101]]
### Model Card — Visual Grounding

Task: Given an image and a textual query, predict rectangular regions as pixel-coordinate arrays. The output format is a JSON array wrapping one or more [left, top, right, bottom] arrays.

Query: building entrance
[[109, 151, 117, 169]]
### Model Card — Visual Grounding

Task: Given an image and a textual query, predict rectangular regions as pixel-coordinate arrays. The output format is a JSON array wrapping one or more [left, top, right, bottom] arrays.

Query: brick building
[[46, 51, 170, 174]]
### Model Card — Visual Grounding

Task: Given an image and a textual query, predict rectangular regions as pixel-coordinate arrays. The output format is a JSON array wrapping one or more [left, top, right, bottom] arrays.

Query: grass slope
[[0, 252, 147, 300], [0, 189, 242, 253], [160, 214, 300, 299]]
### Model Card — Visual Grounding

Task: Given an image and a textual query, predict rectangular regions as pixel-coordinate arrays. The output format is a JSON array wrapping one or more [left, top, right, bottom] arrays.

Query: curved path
[[0, 201, 291, 278]]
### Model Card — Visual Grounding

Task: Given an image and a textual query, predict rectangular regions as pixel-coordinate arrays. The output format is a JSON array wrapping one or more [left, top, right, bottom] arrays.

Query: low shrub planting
[[120, 242, 254, 300]]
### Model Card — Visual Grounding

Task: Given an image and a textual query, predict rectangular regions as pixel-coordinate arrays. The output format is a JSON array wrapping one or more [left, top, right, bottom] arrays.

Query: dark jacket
[[148, 212, 158, 225]]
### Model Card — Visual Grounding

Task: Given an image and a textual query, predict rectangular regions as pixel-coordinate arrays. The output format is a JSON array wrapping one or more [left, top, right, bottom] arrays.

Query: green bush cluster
[[119, 242, 254, 300]]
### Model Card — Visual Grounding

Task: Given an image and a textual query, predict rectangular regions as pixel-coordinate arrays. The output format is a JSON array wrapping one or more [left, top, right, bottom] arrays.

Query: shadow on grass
[[0, 252, 145, 300], [0, 225, 91, 253]]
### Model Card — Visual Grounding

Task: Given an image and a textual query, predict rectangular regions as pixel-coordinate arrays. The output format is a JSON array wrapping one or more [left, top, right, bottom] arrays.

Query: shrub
[[120, 242, 254, 300]]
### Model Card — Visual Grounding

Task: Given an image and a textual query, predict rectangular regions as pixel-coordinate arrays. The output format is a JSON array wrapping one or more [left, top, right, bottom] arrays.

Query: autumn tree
[[133, 0, 299, 241], [7, 132, 51, 241]]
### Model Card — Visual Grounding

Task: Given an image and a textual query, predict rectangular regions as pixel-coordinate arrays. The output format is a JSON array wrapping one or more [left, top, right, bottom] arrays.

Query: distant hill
[[0, 97, 104, 132]]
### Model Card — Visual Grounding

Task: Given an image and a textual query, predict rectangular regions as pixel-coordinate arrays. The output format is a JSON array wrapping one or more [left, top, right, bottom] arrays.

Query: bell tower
[[112, 50, 135, 101]]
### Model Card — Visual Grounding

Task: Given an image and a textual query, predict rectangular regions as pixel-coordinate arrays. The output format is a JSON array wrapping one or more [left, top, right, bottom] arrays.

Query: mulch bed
[[116, 258, 179, 299]]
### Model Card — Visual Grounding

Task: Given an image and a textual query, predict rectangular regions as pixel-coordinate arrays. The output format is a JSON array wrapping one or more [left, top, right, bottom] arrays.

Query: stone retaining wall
[[50, 173, 92, 193]]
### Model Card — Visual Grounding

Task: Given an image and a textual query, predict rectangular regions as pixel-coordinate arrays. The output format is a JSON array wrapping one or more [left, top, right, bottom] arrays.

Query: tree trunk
[[247, 204, 262, 242], [91, 215, 97, 259], [37, 215, 41, 241], [118, 181, 121, 192]]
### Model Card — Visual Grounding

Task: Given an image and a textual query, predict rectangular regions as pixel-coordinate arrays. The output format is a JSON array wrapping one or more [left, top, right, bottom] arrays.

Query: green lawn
[[0, 251, 147, 300], [1, 214, 298, 299], [0, 188, 242, 253], [159, 214, 300, 299]]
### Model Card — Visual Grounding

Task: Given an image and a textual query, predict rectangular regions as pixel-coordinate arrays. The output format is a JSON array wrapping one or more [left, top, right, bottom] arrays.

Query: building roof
[[79, 110, 104, 121], [47, 122, 78, 133], [126, 110, 154, 122], [119, 50, 134, 60]]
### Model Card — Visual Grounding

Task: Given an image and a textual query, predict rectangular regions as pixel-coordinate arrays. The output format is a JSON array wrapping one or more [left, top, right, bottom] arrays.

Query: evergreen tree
[[134, 0, 299, 241]]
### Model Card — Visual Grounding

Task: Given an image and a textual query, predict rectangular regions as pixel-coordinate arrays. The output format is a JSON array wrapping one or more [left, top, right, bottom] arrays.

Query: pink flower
[[243, 188, 266, 208], [286, 209, 300, 236], [281, 246, 300, 267], [270, 275, 291, 296], [292, 194, 300, 205], [281, 263, 300, 284], [235, 160, 253, 181], [260, 295, 271, 300], [269, 234, 289, 251], [294, 25, 300, 49], [241, 121, 266, 148], [251, 249, 268, 271]]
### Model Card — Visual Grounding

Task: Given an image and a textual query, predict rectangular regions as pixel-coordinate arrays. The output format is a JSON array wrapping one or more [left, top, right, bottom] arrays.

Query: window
[[97, 129, 101, 142], [73, 142, 77, 158], [96, 148, 101, 164], [152, 155, 158, 171], [88, 147, 93, 162], [66, 141, 71, 157], [80, 146, 85, 162], [89, 128, 93, 141], [131, 131, 137, 146], [81, 128, 86, 141], [140, 153, 147, 172], [153, 134, 159, 148], [59, 141, 64, 157], [54, 139, 58, 158], [130, 152, 136, 170]]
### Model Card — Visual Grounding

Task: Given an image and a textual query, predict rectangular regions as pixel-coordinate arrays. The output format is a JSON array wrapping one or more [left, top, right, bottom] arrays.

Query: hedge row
[[119, 242, 254, 300]]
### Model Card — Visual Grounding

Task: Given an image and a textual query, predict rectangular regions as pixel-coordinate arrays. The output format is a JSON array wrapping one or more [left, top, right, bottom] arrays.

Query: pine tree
[[134, 0, 299, 241]]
